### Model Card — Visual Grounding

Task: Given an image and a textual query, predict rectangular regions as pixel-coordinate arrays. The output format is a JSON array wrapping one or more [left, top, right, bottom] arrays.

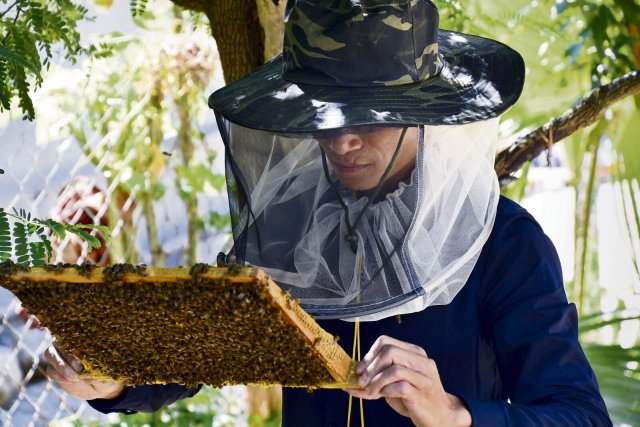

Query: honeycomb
[[0, 261, 356, 388]]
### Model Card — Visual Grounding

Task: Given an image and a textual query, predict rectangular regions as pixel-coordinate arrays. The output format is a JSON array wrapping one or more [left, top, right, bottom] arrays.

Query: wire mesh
[[0, 116, 234, 425]]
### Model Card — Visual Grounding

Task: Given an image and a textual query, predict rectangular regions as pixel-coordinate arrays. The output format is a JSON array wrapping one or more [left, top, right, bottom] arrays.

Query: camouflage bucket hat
[[208, 0, 525, 132]]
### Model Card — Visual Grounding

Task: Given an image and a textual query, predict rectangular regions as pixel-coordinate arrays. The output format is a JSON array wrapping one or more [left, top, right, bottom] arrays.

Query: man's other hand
[[44, 339, 126, 401]]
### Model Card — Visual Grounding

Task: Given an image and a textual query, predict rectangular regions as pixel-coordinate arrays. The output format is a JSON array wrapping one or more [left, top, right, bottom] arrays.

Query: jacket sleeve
[[87, 384, 202, 414], [460, 212, 611, 426]]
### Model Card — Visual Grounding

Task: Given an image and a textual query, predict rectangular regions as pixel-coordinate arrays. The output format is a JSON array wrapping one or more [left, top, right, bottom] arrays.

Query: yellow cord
[[347, 319, 365, 427], [347, 319, 356, 426], [357, 321, 364, 427], [347, 223, 365, 427]]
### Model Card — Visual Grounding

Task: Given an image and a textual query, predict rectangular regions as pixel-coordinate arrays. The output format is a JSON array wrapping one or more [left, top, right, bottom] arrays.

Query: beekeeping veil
[[208, 0, 525, 320]]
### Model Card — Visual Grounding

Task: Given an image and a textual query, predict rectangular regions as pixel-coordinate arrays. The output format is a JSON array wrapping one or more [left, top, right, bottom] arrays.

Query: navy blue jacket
[[88, 197, 612, 426]]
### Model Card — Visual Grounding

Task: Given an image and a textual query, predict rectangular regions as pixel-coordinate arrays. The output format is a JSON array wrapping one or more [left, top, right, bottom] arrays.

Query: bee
[[76, 261, 96, 278], [227, 262, 242, 276]]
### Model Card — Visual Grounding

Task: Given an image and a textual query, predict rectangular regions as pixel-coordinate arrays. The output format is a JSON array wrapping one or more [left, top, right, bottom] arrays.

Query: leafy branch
[[0, 207, 111, 267], [0, 0, 89, 120], [0, 1, 18, 19], [496, 70, 640, 184]]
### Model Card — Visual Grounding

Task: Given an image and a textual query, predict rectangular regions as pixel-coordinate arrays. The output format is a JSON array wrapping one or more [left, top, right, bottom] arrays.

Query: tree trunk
[[256, 0, 286, 61], [206, 1, 264, 83], [171, 0, 285, 83]]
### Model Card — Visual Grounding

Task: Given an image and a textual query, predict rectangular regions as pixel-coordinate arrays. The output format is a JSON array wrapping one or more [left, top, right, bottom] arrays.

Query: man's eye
[[313, 130, 346, 140], [313, 125, 382, 140]]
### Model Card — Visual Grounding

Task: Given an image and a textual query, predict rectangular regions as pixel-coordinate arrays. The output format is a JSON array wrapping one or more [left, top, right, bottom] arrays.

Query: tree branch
[[0, 1, 18, 19], [495, 70, 640, 185], [1, 4, 21, 46]]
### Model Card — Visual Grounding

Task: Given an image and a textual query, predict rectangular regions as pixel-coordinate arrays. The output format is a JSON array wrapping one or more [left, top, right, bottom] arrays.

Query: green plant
[[51, 385, 244, 427], [0, 170, 111, 266], [0, 207, 110, 267], [48, 10, 224, 266], [130, 0, 149, 16], [0, 0, 89, 120], [580, 309, 640, 425]]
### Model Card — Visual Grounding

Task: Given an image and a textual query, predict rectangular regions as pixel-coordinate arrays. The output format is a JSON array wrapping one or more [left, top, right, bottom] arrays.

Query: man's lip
[[333, 162, 368, 173]]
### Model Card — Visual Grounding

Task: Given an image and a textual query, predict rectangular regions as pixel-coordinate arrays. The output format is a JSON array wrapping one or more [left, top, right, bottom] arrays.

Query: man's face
[[316, 126, 418, 196]]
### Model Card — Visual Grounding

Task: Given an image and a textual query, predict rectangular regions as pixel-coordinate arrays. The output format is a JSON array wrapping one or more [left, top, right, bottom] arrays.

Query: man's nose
[[330, 134, 364, 155]]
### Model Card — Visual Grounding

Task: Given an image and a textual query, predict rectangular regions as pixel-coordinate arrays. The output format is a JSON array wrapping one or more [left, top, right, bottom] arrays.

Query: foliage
[[249, 408, 283, 427], [0, 158, 110, 266], [440, 1, 640, 423], [446, 0, 639, 297], [130, 0, 149, 16], [582, 308, 640, 425], [0, 0, 207, 122], [107, 386, 242, 427], [584, 344, 640, 426], [0, 207, 110, 266], [499, 162, 530, 202], [42, 7, 225, 267], [554, 0, 640, 86], [0, 0, 89, 120], [207, 211, 231, 230], [53, 386, 244, 427], [436, 0, 469, 33]]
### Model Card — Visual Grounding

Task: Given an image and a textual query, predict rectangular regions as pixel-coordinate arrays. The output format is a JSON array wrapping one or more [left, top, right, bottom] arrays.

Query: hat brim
[[208, 30, 525, 132]]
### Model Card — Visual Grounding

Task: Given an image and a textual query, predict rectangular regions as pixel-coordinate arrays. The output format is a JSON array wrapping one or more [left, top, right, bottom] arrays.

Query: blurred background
[[0, 0, 638, 426]]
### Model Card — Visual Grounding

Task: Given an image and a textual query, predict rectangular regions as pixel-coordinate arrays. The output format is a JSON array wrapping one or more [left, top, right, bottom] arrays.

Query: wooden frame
[[1, 264, 359, 389]]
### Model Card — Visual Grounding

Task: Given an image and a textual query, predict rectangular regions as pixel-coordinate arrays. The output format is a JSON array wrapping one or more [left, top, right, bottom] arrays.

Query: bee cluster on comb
[[0, 261, 355, 388]]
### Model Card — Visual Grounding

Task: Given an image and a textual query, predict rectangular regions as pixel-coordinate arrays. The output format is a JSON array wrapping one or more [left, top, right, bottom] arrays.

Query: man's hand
[[44, 339, 126, 401], [348, 335, 471, 427]]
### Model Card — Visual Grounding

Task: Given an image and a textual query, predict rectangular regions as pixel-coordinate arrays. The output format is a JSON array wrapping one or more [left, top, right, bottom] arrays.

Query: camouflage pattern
[[208, 0, 525, 132], [282, 0, 442, 87]]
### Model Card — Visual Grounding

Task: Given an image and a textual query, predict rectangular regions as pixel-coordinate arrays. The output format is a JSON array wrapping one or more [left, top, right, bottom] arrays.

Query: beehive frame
[[0, 262, 357, 389]]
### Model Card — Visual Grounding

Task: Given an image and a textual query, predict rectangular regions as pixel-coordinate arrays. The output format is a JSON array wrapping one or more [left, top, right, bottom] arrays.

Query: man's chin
[[337, 178, 376, 193]]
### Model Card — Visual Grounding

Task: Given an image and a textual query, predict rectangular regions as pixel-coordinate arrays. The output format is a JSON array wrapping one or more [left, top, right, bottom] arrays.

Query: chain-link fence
[[0, 289, 108, 426], [0, 105, 240, 425]]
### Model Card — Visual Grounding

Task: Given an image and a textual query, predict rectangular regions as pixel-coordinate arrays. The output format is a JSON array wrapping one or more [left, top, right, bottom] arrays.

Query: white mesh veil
[[219, 117, 500, 321]]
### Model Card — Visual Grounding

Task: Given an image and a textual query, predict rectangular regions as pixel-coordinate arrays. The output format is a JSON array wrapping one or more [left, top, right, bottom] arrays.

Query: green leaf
[[88, 225, 111, 246], [13, 220, 29, 265], [0, 209, 10, 262], [583, 344, 640, 425], [38, 218, 67, 240], [29, 241, 46, 267], [617, 109, 640, 183], [0, 47, 41, 75], [70, 228, 101, 251], [94, 0, 114, 8], [16, 253, 30, 265], [72, 224, 112, 247], [579, 309, 640, 333], [207, 211, 231, 230], [26, 222, 40, 235], [500, 161, 530, 202], [39, 233, 53, 259]]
